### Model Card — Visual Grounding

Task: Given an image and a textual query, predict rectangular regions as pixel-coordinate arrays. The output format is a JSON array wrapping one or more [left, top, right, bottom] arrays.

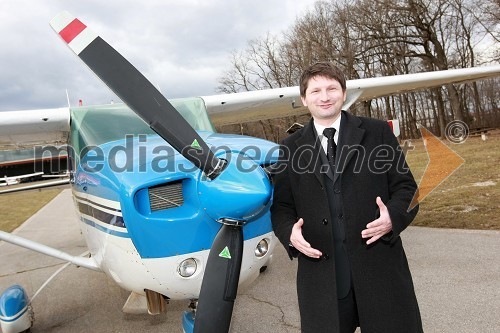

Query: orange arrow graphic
[[408, 126, 465, 211]]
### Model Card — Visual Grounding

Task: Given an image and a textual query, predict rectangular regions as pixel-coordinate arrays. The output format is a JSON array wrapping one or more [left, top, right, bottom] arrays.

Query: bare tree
[[216, 0, 499, 140]]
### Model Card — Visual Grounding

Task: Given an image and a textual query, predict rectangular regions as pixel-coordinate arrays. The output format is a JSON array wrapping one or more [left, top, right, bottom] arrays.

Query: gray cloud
[[0, 0, 314, 111]]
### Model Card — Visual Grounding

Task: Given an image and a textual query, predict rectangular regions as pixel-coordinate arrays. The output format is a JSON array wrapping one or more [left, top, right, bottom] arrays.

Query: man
[[271, 62, 423, 332]]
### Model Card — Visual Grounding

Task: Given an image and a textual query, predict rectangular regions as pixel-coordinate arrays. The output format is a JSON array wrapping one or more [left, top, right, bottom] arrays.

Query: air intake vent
[[148, 181, 184, 212]]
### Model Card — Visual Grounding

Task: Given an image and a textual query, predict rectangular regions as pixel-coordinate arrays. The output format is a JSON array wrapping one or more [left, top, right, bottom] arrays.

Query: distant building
[[0, 147, 67, 177]]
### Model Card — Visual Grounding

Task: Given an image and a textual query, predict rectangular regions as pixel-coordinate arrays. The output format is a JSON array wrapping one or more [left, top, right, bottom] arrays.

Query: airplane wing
[[1, 172, 44, 180], [0, 178, 70, 194], [0, 65, 498, 144], [203, 65, 500, 126], [0, 172, 44, 186], [0, 107, 70, 149]]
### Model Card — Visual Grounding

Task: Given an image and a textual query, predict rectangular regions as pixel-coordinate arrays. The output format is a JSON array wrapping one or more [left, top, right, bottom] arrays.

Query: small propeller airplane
[[0, 10, 499, 333], [0, 172, 44, 187]]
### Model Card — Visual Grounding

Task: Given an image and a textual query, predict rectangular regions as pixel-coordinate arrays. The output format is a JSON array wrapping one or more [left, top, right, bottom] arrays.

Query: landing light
[[255, 239, 269, 257], [178, 258, 197, 278]]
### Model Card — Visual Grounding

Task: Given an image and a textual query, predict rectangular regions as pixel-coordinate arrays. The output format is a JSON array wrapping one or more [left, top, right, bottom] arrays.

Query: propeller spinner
[[50, 11, 272, 333]]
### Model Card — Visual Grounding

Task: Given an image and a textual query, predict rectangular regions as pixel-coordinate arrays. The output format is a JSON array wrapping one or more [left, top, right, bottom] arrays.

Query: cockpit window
[[70, 97, 215, 156]]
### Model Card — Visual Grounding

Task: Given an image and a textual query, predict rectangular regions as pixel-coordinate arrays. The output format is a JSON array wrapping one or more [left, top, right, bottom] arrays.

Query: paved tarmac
[[0, 189, 499, 332]]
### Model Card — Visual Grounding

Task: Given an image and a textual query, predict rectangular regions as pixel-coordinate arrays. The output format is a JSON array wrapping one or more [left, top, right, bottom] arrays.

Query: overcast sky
[[0, 0, 316, 111]]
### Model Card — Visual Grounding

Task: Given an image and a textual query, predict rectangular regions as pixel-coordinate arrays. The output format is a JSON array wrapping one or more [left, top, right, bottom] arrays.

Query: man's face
[[300, 75, 346, 125]]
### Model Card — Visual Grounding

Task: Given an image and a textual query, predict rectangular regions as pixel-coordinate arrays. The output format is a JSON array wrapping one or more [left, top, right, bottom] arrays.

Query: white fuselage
[[73, 192, 276, 300]]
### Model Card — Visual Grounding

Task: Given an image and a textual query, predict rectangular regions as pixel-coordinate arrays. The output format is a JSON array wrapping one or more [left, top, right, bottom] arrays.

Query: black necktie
[[323, 127, 337, 167]]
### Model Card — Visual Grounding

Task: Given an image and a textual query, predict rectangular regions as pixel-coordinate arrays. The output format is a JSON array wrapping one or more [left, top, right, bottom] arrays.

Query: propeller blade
[[49, 11, 225, 179], [194, 224, 243, 333]]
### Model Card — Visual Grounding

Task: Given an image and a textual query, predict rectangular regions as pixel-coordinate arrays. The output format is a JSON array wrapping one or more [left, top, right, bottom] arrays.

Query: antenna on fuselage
[[65, 89, 71, 107]]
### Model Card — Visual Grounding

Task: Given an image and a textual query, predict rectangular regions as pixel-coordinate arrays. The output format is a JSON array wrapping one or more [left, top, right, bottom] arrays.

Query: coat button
[[338, 213, 343, 219], [322, 218, 328, 225], [334, 188, 340, 194], [322, 254, 330, 260]]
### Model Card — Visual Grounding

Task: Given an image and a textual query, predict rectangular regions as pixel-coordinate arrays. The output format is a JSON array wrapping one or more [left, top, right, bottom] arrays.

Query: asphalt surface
[[0, 189, 499, 332]]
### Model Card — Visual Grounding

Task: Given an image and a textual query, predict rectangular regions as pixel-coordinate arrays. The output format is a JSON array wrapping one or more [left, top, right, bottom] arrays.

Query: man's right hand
[[290, 218, 322, 258]]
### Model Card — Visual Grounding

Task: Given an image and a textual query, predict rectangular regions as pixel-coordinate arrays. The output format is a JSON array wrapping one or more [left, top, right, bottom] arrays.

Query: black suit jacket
[[271, 111, 423, 332]]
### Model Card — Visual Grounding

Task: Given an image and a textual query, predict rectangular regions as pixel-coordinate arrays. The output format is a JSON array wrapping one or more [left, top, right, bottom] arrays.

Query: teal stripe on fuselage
[[80, 217, 130, 238]]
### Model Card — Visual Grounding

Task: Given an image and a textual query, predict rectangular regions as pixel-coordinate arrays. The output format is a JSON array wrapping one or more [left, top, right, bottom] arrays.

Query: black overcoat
[[271, 111, 423, 332]]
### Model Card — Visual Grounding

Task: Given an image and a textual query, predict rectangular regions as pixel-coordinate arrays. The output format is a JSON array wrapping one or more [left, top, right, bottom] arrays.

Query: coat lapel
[[294, 119, 326, 188], [334, 112, 365, 184]]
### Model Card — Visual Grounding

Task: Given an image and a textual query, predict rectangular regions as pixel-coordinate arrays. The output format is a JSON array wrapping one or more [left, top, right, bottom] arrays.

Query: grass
[[0, 189, 62, 232], [405, 130, 500, 230], [0, 131, 498, 232]]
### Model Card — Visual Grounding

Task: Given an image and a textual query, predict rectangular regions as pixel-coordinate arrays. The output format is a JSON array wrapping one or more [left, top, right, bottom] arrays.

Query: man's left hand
[[361, 196, 392, 245]]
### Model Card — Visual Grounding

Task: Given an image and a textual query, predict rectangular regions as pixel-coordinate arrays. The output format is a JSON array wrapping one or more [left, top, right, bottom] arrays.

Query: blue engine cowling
[[0, 285, 32, 333]]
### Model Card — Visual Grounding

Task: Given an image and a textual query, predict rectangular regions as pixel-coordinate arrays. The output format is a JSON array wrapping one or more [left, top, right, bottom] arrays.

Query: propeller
[[194, 223, 243, 333], [49, 11, 224, 179], [50, 11, 269, 332]]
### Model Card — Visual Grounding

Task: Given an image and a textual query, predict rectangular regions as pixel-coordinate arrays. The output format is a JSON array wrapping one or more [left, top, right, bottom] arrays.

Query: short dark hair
[[299, 62, 346, 97]]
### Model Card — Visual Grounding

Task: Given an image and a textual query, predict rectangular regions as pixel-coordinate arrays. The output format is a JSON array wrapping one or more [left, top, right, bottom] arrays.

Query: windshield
[[70, 97, 215, 156]]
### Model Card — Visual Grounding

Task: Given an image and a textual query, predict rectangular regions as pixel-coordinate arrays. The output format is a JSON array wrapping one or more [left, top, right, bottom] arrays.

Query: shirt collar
[[313, 115, 341, 139]]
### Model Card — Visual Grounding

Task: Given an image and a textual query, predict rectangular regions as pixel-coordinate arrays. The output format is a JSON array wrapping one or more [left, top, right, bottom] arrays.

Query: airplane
[[0, 10, 499, 333], [0, 141, 70, 192], [0, 172, 44, 187]]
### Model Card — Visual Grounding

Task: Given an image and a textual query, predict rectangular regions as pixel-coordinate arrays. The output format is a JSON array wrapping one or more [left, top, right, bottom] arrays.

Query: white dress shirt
[[313, 116, 341, 155]]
